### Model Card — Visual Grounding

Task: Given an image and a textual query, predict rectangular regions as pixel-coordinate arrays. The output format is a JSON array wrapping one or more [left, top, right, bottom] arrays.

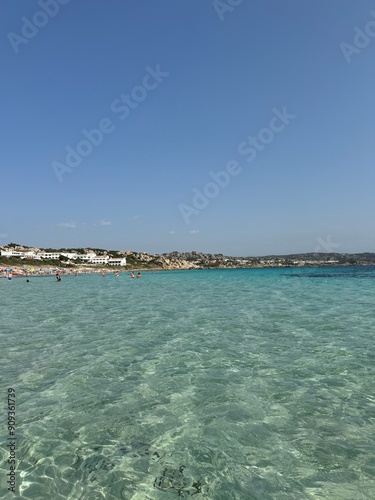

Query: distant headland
[[1, 243, 375, 271]]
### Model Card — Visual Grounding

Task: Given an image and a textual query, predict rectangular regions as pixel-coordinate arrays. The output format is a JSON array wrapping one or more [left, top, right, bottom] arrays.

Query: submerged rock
[[154, 466, 203, 496]]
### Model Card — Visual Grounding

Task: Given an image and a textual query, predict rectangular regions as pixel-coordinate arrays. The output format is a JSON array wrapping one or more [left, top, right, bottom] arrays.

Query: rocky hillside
[[1, 244, 375, 270]]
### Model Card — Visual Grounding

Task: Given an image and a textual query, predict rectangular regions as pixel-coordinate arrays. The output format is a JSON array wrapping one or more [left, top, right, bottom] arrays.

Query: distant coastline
[[1, 243, 375, 274]]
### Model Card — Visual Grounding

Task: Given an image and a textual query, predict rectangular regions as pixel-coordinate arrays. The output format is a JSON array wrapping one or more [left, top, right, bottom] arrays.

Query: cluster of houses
[[0, 248, 127, 266]]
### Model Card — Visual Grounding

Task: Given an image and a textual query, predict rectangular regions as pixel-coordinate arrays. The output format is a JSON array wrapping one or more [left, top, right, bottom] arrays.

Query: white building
[[23, 251, 38, 259], [89, 256, 109, 265], [1, 248, 126, 266], [1, 250, 14, 257], [1, 249, 24, 257], [1, 249, 39, 259], [62, 252, 78, 260], [107, 257, 127, 266], [38, 252, 61, 260], [37, 251, 78, 260], [79, 253, 96, 261]]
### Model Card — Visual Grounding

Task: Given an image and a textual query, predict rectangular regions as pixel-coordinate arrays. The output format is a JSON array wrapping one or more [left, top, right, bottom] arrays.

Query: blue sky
[[1, 0, 374, 256]]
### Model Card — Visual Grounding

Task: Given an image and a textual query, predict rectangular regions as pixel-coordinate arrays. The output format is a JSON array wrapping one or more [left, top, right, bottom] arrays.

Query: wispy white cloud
[[190, 229, 200, 234], [99, 220, 112, 226], [57, 222, 76, 229], [169, 230, 176, 235], [133, 214, 142, 220]]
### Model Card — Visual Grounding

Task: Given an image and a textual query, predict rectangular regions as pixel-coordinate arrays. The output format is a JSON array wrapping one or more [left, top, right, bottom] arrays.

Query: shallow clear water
[[1, 267, 375, 499]]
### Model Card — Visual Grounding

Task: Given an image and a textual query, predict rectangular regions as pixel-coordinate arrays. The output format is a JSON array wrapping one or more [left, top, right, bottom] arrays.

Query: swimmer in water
[[137, 272, 141, 278], [131, 272, 135, 278]]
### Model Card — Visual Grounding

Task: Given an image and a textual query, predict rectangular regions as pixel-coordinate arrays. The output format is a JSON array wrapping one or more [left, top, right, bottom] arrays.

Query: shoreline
[[1, 262, 374, 279]]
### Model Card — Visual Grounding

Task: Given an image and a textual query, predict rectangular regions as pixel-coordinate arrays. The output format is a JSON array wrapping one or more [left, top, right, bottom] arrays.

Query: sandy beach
[[0, 265, 127, 279]]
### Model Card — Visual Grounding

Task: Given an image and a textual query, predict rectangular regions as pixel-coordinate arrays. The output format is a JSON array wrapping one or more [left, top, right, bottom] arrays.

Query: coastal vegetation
[[1, 243, 375, 271]]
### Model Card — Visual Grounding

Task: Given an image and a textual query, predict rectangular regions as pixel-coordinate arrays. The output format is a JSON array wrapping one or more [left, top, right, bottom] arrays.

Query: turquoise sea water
[[1, 267, 375, 499]]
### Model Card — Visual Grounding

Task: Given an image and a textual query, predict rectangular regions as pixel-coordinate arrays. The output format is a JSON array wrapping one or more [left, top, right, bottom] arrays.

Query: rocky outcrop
[[150, 256, 200, 270]]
